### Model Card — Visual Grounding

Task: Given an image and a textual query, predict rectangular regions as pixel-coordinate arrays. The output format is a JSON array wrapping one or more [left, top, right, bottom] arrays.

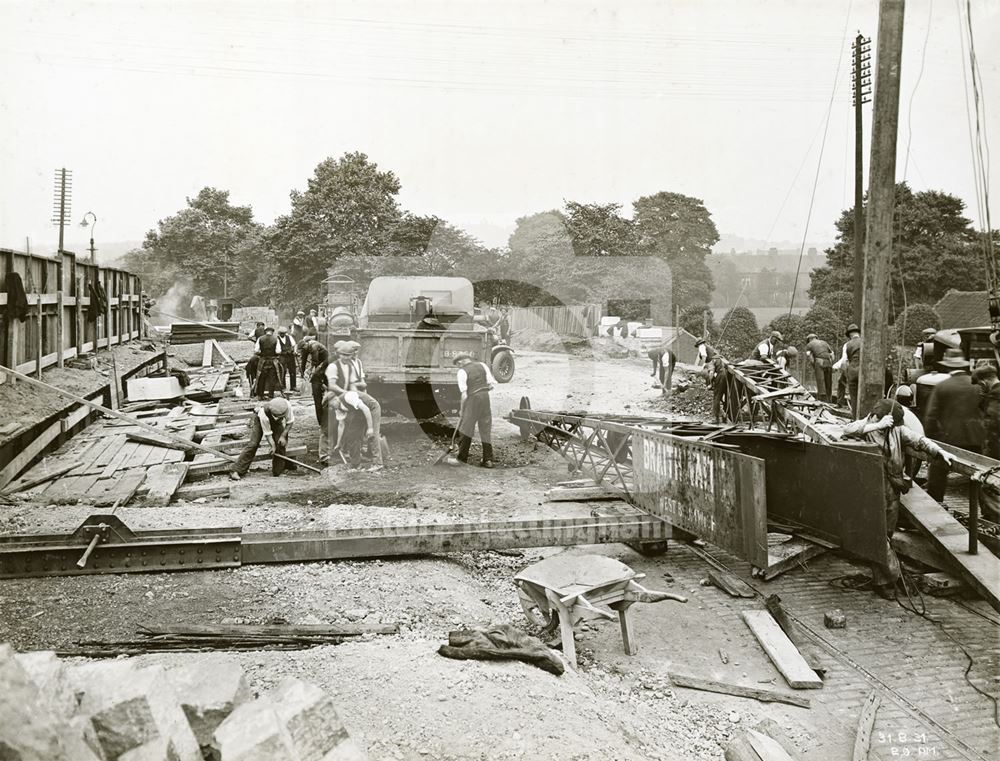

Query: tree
[[261, 153, 405, 305], [633, 191, 719, 311], [707, 254, 744, 307], [893, 303, 940, 346], [813, 290, 855, 330], [717, 306, 759, 358], [135, 187, 259, 298], [808, 183, 990, 315], [679, 305, 719, 341], [564, 202, 638, 258]]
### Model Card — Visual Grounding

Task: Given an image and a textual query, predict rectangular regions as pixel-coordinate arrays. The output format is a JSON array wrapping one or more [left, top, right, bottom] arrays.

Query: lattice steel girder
[[0, 515, 242, 578]]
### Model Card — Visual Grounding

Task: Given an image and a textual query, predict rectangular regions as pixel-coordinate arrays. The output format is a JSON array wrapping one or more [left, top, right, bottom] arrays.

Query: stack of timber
[[168, 322, 240, 345]]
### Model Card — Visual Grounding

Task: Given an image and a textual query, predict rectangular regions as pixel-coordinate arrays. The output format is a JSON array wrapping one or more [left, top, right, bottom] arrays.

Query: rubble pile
[[0, 643, 367, 761]]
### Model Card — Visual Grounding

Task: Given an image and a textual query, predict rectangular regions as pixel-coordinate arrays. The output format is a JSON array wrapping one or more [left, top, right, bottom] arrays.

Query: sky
[[0, 0, 997, 260]]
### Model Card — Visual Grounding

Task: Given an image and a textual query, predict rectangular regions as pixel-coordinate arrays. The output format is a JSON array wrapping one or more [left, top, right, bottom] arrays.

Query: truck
[[321, 275, 515, 418]]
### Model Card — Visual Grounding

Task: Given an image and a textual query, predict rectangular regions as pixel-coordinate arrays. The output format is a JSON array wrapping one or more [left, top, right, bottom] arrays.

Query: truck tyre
[[492, 351, 515, 384]]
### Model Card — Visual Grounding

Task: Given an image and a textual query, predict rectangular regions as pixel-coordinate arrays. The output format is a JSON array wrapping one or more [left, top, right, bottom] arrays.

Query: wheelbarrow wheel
[[518, 587, 555, 630]]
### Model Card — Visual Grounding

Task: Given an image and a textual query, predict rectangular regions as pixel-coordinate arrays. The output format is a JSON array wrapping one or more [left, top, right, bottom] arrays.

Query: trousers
[[232, 415, 292, 476], [457, 391, 493, 463]]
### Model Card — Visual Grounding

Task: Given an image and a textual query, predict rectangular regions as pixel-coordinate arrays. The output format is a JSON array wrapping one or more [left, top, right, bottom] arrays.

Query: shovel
[[434, 400, 465, 465]]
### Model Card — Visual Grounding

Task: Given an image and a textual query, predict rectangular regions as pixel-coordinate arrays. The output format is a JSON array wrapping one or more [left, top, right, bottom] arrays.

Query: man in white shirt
[[753, 331, 783, 360], [447, 353, 497, 468], [230, 397, 296, 480], [324, 341, 383, 468]]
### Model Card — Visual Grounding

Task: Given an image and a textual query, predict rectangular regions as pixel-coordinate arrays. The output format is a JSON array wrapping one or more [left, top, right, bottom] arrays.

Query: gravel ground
[[0, 349, 869, 759]]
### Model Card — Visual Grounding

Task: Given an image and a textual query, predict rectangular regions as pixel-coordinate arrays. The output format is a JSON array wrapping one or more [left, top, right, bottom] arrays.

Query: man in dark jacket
[[252, 327, 282, 400], [276, 326, 297, 392], [924, 349, 985, 501], [805, 332, 834, 402]]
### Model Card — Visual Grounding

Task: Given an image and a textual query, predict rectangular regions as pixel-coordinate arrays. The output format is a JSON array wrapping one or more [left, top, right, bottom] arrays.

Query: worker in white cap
[[230, 397, 296, 480], [324, 339, 383, 468]]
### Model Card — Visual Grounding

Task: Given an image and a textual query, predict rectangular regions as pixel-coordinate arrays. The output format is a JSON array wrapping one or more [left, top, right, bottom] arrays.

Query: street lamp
[[79, 211, 97, 263]]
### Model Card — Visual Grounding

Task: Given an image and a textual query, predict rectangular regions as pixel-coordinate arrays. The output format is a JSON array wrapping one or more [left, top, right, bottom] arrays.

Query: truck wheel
[[492, 351, 515, 383]]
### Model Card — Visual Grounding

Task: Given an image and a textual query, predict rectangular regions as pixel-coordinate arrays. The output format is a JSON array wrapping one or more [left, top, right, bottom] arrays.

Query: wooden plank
[[92, 434, 126, 469], [125, 432, 193, 452], [142, 463, 190, 506], [0, 418, 61, 489], [901, 485, 1000, 612], [852, 691, 880, 761], [746, 730, 798, 761], [668, 672, 810, 709], [202, 339, 213, 367], [741, 610, 823, 689], [172, 483, 233, 502], [186, 445, 307, 478], [545, 485, 621, 502], [143, 622, 397, 637], [101, 440, 139, 478], [763, 595, 825, 678], [707, 568, 755, 598], [0, 461, 81, 495], [762, 538, 827, 580], [95, 470, 145, 507], [211, 339, 234, 365], [126, 376, 184, 402], [891, 531, 949, 572]]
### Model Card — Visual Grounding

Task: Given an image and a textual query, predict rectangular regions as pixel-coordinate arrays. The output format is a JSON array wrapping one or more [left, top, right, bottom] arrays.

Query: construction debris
[[0, 643, 367, 761], [763, 595, 826, 678], [707, 568, 756, 598], [741, 610, 823, 690], [824, 610, 847, 629], [668, 672, 810, 709], [852, 691, 881, 761], [438, 624, 564, 675]]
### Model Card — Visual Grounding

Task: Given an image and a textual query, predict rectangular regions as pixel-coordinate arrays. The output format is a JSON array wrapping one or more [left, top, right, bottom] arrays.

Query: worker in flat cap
[[324, 339, 383, 468], [445, 352, 496, 468], [913, 327, 938, 369], [292, 310, 306, 342], [752, 330, 783, 361], [231, 397, 296, 480], [832, 323, 862, 415], [804, 332, 834, 402], [276, 325, 298, 393]]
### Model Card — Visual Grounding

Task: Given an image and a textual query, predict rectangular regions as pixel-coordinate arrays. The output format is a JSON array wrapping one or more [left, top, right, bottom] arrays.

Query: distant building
[[934, 290, 990, 329]]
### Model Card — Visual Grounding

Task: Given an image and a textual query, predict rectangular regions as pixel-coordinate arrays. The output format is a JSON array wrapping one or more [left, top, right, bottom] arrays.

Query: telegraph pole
[[859, 0, 905, 417], [851, 34, 871, 323], [51, 168, 72, 253]]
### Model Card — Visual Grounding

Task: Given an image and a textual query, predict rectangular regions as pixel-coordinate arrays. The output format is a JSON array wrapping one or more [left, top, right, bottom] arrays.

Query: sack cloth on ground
[[437, 623, 564, 675]]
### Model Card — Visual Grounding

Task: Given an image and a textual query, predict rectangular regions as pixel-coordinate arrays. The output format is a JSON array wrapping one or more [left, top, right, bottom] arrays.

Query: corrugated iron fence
[[507, 305, 602, 338], [0, 248, 142, 382]]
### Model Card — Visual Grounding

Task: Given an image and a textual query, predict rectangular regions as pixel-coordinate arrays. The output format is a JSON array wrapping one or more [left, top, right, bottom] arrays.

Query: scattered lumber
[[763, 595, 826, 678], [708, 568, 756, 598], [172, 483, 233, 502], [142, 463, 190, 506], [125, 431, 194, 451], [144, 623, 399, 637], [891, 531, 949, 572], [186, 446, 306, 478], [852, 691, 880, 761], [0, 460, 80, 495], [741, 610, 823, 689], [668, 672, 811, 709], [545, 485, 620, 502]]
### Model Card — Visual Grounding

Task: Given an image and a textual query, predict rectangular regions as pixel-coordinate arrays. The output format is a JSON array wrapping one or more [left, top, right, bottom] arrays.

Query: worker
[[913, 327, 937, 369], [298, 336, 329, 384], [325, 340, 383, 469], [324, 390, 375, 467], [805, 332, 834, 402], [499, 307, 511, 344], [230, 397, 296, 481], [292, 310, 306, 342], [251, 321, 266, 340], [447, 352, 496, 469], [774, 345, 797, 371], [252, 327, 282, 400], [834, 324, 862, 416], [647, 345, 676, 393], [752, 331, 782, 360], [842, 399, 952, 598], [924, 349, 985, 501], [305, 308, 319, 335], [276, 325, 298, 393]]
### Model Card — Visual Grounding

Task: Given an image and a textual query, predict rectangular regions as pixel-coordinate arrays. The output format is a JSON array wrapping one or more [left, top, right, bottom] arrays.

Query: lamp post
[[79, 211, 97, 263]]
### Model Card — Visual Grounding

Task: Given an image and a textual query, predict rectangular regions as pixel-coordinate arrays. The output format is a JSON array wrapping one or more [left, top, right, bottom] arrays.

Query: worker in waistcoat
[[276, 325, 298, 392], [445, 353, 496, 469], [252, 327, 282, 400], [325, 340, 383, 469]]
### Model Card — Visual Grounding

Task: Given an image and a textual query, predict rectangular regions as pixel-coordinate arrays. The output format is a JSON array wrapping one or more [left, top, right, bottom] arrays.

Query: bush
[[803, 305, 843, 346], [814, 290, 855, 329], [679, 305, 719, 341], [893, 303, 940, 346], [717, 306, 760, 358]]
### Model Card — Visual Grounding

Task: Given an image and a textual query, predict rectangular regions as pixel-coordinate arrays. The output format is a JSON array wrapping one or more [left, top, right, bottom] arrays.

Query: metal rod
[[77, 531, 102, 568], [969, 480, 980, 555]]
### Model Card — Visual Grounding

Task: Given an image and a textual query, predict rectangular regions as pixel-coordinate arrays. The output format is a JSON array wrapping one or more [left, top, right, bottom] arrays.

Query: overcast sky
[[1, 0, 997, 258]]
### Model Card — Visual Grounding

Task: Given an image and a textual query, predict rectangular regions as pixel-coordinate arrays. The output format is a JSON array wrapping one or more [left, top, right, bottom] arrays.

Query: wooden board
[[668, 672, 810, 708], [761, 538, 827, 580], [901, 485, 1000, 612], [126, 376, 184, 401], [142, 463, 190, 506], [741, 610, 823, 689], [891, 531, 950, 572], [86, 470, 146, 507], [0, 460, 81, 495], [852, 691, 880, 761], [708, 568, 756, 598]]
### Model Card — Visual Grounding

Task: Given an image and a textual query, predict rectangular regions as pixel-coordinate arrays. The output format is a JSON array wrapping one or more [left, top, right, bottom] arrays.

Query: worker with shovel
[[445, 353, 496, 469], [230, 397, 297, 480]]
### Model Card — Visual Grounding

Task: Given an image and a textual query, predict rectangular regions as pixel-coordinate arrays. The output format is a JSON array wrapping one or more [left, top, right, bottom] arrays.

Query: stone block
[[213, 698, 296, 761], [824, 609, 847, 628], [15, 651, 78, 721], [0, 644, 100, 761], [118, 737, 180, 761], [270, 678, 365, 761], [76, 664, 201, 761], [166, 656, 251, 747]]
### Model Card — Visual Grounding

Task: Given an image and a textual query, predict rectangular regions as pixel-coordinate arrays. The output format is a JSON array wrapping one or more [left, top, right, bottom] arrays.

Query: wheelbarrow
[[514, 554, 687, 667]]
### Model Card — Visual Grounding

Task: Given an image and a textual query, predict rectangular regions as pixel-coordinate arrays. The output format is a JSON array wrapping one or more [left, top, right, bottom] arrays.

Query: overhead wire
[[788, 0, 855, 315]]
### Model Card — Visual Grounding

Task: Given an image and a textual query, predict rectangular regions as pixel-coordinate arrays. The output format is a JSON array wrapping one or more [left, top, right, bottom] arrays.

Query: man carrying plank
[[230, 398, 297, 480]]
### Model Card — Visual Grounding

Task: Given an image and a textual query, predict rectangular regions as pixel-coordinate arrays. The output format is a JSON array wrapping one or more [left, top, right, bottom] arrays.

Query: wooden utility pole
[[859, 0, 905, 417], [851, 34, 871, 322]]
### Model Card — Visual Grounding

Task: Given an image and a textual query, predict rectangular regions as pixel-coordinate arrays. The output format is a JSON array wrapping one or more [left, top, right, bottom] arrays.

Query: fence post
[[104, 268, 112, 350], [35, 288, 43, 379], [55, 253, 65, 368]]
